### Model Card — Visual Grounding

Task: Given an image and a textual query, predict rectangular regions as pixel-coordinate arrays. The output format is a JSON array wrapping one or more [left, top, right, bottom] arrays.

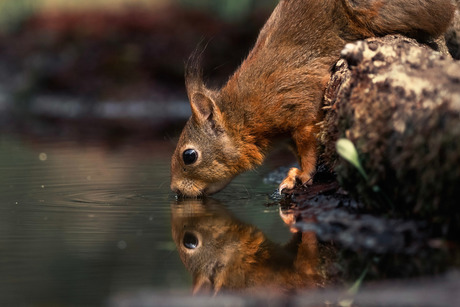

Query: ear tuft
[[185, 45, 206, 97], [184, 44, 223, 132]]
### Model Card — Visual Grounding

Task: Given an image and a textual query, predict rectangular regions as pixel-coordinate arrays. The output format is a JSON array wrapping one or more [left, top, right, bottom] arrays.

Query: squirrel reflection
[[171, 198, 336, 295]]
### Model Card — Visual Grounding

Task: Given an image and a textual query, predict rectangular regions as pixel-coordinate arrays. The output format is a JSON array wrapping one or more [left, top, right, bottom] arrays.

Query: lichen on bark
[[319, 35, 460, 222]]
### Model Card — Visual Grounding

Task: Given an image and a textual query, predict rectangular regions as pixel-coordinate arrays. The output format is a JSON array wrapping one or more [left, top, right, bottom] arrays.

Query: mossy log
[[319, 35, 460, 219]]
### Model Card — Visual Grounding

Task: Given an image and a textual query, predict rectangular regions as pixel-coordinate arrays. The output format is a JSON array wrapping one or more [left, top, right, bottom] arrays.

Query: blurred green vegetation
[[178, 0, 277, 21], [0, 0, 278, 125], [0, 0, 277, 101], [0, 0, 277, 33], [0, 0, 37, 33]]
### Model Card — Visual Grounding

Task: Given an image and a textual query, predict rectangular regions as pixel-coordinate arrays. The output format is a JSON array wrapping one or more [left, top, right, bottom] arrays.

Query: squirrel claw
[[278, 184, 291, 195], [278, 167, 312, 194], [278, 179, 295, 195], [278, 167, 301, 194]]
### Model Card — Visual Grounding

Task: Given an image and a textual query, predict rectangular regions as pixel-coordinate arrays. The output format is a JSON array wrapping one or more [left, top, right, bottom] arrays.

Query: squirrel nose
[[170, 182, 180, 195]]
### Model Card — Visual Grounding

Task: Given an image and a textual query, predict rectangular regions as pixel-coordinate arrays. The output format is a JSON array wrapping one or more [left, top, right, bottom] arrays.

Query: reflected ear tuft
[[192, 274, 213, 295]]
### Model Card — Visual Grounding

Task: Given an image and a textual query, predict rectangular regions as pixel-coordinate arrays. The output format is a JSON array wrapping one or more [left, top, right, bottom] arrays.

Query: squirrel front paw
[[278, 167, 313, 194]]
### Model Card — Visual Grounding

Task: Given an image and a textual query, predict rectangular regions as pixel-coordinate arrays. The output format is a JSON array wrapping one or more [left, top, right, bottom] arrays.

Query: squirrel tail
[[341, 0, 456, 39]]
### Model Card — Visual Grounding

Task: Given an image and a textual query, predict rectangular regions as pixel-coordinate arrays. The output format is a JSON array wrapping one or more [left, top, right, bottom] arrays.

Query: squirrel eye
[[183, 232, 199, 249], [182, 149, 198, 165]]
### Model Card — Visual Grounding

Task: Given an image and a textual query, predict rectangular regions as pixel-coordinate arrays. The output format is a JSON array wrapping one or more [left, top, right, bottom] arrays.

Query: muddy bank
[[108, 271, 460, 307]]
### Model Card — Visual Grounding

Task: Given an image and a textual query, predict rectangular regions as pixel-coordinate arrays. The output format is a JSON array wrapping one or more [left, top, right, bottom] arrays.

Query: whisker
[[158, 180, 169, 189], [243, 185, 251, 198], [164, 133, 179, 146]]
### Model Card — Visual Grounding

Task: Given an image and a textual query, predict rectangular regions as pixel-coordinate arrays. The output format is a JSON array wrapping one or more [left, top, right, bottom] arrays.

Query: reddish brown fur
[[171, 199, 326, 294], [171, 0, 455, 197]]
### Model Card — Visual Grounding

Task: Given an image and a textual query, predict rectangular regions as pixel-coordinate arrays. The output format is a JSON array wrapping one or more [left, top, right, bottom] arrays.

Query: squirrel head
[[170, 58, 242, 197], [171, 49, 266, 197]]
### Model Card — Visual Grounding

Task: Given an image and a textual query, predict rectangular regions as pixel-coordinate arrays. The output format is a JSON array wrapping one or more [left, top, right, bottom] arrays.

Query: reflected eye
[[183, 232, 199, 249], [182, 149, 198, 165]]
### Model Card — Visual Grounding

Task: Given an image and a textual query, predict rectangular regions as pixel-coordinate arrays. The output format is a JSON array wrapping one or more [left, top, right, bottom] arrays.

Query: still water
[[0, 134, 293, 306]]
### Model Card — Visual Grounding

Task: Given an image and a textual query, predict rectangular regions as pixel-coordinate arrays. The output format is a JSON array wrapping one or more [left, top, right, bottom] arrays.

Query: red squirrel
[[171, 198, 330, 294], [170, 0, 455, 197]]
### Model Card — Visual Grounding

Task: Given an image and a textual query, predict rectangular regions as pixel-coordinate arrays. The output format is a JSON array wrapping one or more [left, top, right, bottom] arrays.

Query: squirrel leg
[[279, 124, 318, 193]]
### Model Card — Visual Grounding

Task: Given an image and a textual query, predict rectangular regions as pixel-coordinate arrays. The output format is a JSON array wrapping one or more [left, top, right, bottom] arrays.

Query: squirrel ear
[[190, 92, 222, 125]]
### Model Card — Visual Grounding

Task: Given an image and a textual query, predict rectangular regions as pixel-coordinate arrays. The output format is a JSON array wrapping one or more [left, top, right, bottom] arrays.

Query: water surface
[[0, 134, 291, 306], [2, 133, 459, 307]]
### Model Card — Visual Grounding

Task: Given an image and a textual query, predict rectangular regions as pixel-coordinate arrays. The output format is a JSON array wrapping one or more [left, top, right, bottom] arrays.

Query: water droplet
[[39, 153, 47, 161], [117, 240, 127, 250]]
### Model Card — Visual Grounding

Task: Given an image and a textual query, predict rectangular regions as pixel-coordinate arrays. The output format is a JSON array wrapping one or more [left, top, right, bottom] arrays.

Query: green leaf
[[336, 138, 368, 180]]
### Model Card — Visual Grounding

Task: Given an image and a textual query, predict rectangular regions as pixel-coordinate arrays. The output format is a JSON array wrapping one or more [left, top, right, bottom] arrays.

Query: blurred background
[[0, 0, 277, 138]]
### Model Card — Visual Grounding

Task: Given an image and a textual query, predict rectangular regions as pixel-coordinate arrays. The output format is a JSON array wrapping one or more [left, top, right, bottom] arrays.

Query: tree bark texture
[[318, 35, 460, 218], [446, 0, 460, 59]]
